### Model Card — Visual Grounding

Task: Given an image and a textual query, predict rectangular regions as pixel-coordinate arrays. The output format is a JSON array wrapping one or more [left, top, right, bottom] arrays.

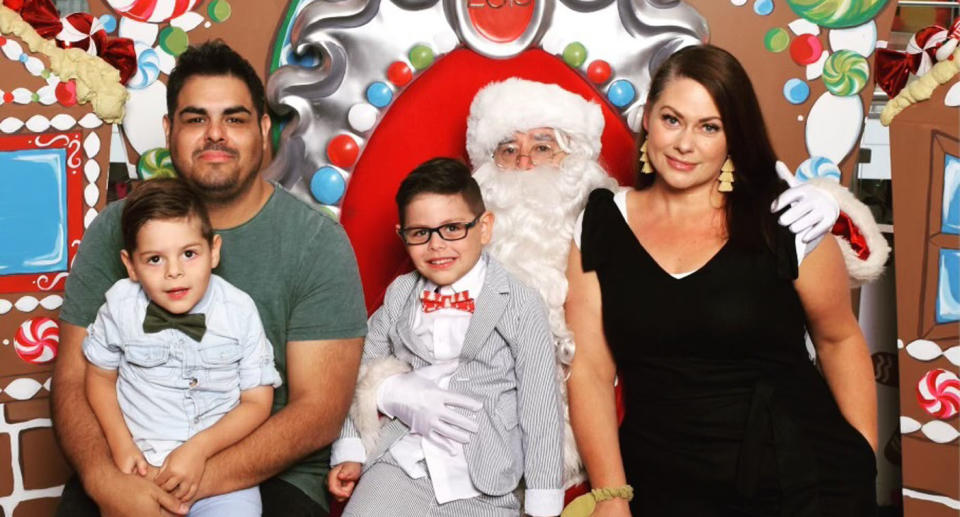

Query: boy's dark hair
[[395, 158, 485, 227], [122, 179, 214, 254], [166, 40, 266, 121]]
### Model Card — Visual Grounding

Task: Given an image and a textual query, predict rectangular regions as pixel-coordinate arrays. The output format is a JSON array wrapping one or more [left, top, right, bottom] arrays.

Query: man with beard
[[346, 78, 851, 496], [52, 41, 367, 517]]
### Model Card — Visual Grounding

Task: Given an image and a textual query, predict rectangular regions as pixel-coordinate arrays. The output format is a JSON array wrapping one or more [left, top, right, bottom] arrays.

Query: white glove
[[377, 365, 482, 454], [771, 161, 840, 245]]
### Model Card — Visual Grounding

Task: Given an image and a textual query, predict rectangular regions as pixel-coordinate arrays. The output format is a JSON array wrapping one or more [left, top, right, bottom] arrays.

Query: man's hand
[[771, 161, 839, 245], [378, 365, 482, 454], [328, 461, 362, 502], [155, 442, 209, 502], [90, 468, 188, 517], [110, 440, 148, 477]]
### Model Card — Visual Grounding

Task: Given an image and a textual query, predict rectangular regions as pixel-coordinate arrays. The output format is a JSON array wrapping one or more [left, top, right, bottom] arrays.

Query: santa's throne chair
[[265, 0, 708, 312]]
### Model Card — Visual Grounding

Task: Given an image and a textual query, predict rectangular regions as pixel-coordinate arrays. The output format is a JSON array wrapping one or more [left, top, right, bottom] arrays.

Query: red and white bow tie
[[421, 290, 475, 313]]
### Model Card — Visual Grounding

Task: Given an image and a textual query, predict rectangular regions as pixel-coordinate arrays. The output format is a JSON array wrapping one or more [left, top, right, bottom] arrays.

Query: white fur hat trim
[[466, 78, 605, 167]]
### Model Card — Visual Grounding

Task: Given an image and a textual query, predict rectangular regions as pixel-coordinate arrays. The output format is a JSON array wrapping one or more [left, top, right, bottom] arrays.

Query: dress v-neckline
[[612, 191, 729, 282]]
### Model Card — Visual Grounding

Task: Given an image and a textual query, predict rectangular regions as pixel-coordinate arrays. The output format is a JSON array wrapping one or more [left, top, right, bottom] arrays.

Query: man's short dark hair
[[395, 158, 486, 227], [166, 40, 266, 120], [122, 179, 214, 254]]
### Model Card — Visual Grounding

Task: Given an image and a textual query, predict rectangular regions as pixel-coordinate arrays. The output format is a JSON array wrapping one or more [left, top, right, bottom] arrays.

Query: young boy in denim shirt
[[328, 158, 564, 516], [83, 179, 281, 516]]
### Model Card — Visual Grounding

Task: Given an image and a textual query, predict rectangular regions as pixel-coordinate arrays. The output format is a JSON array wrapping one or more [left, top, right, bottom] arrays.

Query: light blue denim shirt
[[83, 274, 282, 466]]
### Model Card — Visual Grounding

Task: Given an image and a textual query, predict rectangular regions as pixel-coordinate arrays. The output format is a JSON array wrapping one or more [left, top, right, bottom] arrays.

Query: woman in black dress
[[565, 45, 877, 516]]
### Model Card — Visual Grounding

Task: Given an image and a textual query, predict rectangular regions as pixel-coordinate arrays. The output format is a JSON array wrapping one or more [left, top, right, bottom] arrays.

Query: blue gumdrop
[[606, 79, 636, 109], [754, 0, 774, 16], [99, 14, 117, 34], [782, 78, 810, 105], [365, 82, 393, 109], [310, 166, 346, 205]]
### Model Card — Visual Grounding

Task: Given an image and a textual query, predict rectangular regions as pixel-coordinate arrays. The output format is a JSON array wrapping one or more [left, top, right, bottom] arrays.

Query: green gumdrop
[[764, 28, 789, 53], [159, 27, 189, 57], [138, 148, 177, 180], [563, 42, 587, 68], [409, 45, 434, 70], [208, 0, 232, 23]]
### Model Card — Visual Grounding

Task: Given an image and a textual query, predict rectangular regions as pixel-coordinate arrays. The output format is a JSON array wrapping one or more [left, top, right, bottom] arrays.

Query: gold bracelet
[[590, 484, 634, 502]]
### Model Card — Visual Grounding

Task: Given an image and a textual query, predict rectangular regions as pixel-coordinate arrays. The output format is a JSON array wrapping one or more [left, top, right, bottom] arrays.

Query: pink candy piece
[[917, 368, 960, 419], [14, 317, 59, 365]]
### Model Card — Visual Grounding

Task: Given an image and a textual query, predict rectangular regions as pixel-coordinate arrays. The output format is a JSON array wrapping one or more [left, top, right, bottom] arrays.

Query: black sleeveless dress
[[580, 189, 877, 516]]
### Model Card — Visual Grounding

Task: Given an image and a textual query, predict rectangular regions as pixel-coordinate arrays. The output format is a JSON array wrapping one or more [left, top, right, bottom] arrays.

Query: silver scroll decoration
[[265, 0, 707, 203]]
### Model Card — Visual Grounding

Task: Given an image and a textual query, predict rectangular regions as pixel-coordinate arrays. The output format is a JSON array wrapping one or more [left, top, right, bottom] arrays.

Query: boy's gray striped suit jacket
[[340, 254, 565, 497]]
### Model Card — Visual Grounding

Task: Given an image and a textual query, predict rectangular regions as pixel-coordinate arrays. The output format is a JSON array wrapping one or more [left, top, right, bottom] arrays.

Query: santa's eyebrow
[[532, 133, 557, 141]]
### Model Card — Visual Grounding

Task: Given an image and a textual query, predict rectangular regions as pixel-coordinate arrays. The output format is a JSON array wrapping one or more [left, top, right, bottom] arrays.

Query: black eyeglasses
[[398, 214, 482, 245]]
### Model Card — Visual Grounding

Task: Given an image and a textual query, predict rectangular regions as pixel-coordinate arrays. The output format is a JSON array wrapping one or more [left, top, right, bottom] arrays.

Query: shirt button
[[189, 378, 198, 388], [194, 417, 199, 424]]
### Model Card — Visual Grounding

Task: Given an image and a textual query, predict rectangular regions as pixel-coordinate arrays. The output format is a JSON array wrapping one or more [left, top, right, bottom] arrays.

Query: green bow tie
[[142, 302, 206, 342]]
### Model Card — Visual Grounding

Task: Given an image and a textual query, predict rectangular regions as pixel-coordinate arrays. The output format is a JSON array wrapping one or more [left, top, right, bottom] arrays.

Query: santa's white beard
[[475, 155, 616, 364], [474, 156, 616, 487]]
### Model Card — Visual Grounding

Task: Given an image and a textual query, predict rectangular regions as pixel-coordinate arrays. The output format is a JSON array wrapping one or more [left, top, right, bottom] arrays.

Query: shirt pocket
[[198, 341, 242, 392], [123, 341, 172, 381]]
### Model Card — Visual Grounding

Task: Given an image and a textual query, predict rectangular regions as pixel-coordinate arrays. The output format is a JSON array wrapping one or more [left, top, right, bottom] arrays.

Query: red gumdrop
[[387, 61, 413, 87], [587, 60, 612, 84], [790, 34, 823, 66], [3, 91, 12, 103], [327, 134, 360, 168], [55, 80, 77, 107]]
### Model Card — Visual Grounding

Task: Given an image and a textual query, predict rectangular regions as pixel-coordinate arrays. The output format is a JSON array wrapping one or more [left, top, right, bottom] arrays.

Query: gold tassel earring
[[718, 157, 735, 192], [639, 141, 653, 174]]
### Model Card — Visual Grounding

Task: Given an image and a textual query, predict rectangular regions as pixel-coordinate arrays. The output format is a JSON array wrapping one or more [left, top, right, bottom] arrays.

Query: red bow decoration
[[875, 48, 923, 98], [875, 25, 946, 98], [7, 0, 136, 84], [421, 290, 476, 313]]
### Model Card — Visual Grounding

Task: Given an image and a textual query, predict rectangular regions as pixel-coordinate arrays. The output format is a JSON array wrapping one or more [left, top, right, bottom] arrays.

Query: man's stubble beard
[[171, 144, 262, 206]]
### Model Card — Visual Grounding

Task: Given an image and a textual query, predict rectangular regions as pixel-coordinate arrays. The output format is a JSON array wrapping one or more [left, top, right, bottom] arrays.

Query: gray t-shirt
[[61, 184, 367, 509]]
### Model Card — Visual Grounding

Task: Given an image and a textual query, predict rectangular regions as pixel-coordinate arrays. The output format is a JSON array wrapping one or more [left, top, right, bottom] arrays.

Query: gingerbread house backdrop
[[0, 0, 952, 515]]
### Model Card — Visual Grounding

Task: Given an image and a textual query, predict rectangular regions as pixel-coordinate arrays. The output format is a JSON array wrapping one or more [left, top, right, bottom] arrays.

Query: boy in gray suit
[[328, 158, 564, 516]]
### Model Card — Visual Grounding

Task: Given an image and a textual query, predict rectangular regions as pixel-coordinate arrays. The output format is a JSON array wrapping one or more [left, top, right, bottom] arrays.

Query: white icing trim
[[0, 410, 59, 517], [0, 113, 102, 134], [0, 296, 63, 313], [899, 415, 960, 443], [905, 338, 960, 366], [902, 488, 960, 510]]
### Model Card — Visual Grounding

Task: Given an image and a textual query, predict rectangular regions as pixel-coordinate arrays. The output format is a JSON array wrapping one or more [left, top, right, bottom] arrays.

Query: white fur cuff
[[350, 357, 412, 456], [809, 178, 890, 286]]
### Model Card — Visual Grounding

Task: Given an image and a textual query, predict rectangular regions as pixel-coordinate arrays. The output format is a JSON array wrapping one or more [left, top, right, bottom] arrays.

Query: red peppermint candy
[[14, 317, 59, 365], [917, 368, 960, 419]]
